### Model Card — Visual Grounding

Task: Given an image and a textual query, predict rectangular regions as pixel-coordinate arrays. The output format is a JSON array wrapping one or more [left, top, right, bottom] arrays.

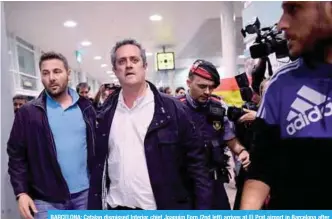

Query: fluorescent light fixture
[[101, 64, 108, 68], [146, 52, 153, 56], [110, 75, 116, 78], [81, 41, 91, 46], [63, 20, 77, 28], [149, 14, 162, 21], [106, 71, 112, 74], [238, 55, 245, 58], [94, 56, 102, 60]]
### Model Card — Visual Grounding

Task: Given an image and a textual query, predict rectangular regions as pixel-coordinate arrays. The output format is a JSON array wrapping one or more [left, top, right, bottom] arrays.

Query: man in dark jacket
[[7, 52, 96, 219], [88, 39, 212, 210], [178, 59, 250, 209]]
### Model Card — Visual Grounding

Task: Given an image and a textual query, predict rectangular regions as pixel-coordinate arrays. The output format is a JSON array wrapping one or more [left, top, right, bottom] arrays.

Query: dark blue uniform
[[178, 94, 233, 209]]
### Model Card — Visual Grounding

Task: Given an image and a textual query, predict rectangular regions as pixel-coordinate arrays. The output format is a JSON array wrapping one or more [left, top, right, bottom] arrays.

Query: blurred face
[[165, 88, 172, 95], [278, 2, 332, 58], [113, 44, 146, 87], [187, 75, 215, 103], [176, 89, 185, 96], [13, 99, 27, 113], [41, 59, 69, 98], [78, 87, 89, 98]]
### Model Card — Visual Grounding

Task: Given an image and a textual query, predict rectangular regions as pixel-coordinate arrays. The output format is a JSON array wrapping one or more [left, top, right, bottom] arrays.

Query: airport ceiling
[[4, 1, 245, 83]]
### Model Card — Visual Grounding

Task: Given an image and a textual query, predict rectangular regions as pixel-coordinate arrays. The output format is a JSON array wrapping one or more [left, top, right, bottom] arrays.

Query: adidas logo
[[286, 85, 332, 135]]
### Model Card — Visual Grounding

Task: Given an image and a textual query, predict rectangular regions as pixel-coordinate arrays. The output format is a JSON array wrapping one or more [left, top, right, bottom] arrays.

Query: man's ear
[[186, 79, 191, 88], [143, 62, 148, 69], [68, 69, 71, 76]]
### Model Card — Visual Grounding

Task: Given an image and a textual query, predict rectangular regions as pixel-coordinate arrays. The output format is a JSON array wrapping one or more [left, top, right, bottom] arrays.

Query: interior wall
[[1, 2, 20, 218]]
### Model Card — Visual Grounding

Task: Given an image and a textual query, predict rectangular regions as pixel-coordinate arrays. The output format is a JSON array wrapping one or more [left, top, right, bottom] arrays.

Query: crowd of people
[[6, 2, 332, 219]]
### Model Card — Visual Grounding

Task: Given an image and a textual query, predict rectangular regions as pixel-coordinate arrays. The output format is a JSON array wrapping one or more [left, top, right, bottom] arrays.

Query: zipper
[[38, 105, 71, 199]]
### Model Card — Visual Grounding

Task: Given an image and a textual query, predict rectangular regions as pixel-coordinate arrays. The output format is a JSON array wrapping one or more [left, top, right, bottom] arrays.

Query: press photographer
[[231, 17, 290, 209], [229, 60, 268, 209]]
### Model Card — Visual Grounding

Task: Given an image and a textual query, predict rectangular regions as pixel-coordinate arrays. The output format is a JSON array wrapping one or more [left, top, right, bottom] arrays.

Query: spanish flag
[[213, 76, 252, 107]]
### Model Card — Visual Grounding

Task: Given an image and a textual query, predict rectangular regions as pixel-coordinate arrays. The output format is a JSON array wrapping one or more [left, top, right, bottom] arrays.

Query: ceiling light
[[94, 56, 102, 60], [63, 20, 77, 28], [81, 41, 91, 46], [110, 74, 116, 78], [146, 52, 153, 56], [101, 64, 108, 68], [238, 55, 245, 58], [106, 71, 112, 74], [149, 14, 162, 21]]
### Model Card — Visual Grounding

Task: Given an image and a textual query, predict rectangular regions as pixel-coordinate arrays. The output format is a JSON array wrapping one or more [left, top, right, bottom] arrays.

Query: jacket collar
[[101, 80, 172, 130], [32, 88, 92, 112], [104, 81, 167, 110]]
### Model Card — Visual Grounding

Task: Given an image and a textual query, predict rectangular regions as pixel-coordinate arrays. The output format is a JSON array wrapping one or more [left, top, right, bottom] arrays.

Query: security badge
[[213, 121, 222, 131]]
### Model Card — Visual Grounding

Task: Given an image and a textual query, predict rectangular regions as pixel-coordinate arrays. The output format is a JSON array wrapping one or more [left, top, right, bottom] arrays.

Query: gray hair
[[110, 39, 147, 69]]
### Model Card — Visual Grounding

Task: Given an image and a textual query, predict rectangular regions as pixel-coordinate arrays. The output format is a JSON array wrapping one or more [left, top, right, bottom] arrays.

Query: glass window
[[17, 45, 36, 76], [20, 75, 38, 91]]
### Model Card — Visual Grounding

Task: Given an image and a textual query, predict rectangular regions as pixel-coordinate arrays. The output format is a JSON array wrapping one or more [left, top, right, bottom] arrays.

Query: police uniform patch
[[213, 121, 222, 130]]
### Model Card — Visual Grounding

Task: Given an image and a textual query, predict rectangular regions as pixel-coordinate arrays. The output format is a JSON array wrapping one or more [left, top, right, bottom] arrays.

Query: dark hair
[[13, 95, 28, 101], [111, 39, 147, 69], [175, 87, 185, 93], [39, 51, 69, 71], [158, 87, 165, 93], [76, 82, 91, 93]]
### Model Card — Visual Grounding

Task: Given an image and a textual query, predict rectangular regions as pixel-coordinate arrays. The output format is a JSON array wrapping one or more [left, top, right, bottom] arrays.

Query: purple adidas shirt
[[257, 58, 332, 138]]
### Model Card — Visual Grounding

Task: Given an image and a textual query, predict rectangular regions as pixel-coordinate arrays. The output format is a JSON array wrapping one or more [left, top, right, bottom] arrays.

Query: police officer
[[178, 59, 251, 209]]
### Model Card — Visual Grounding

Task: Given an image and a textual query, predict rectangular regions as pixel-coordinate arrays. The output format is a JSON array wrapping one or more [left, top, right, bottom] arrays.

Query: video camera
[[227, 73, 258, 122], [241, 17, 289, 59]]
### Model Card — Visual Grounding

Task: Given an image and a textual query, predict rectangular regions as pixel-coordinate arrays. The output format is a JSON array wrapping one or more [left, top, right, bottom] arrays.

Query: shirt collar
[[46, 87, 80, 108], [118, 83, 154, 109]]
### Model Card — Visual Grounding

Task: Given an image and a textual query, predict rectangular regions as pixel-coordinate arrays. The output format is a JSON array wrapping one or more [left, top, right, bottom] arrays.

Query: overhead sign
[[75, 50, 82, 64], [156, 52, 175, 71]]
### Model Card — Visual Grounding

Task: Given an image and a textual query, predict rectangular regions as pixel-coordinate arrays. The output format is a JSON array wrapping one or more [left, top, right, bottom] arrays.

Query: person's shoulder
[[22, 98, 40, 111], [160, 93, 189, 112], [78, 97, 97, 116], [176, 94, 187, 103], [210, 94, 223, 105], [161, 93, 182, 104], [96, 90, 120, 119], [270, 59, 303, 85], [262, 59, 302, 97]]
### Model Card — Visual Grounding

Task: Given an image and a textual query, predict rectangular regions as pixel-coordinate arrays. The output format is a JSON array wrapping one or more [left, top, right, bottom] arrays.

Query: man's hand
[[226, 138, 251, 169], [17, 193, 37, 219], [238, 149, 250, 169], [238, 109, 257, 123]]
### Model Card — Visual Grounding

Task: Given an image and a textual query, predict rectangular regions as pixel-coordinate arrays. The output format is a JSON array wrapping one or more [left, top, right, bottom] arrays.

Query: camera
[[227, 103, 258, 122], [241, 17, 289, 59], [227, 73, 258, 122]]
